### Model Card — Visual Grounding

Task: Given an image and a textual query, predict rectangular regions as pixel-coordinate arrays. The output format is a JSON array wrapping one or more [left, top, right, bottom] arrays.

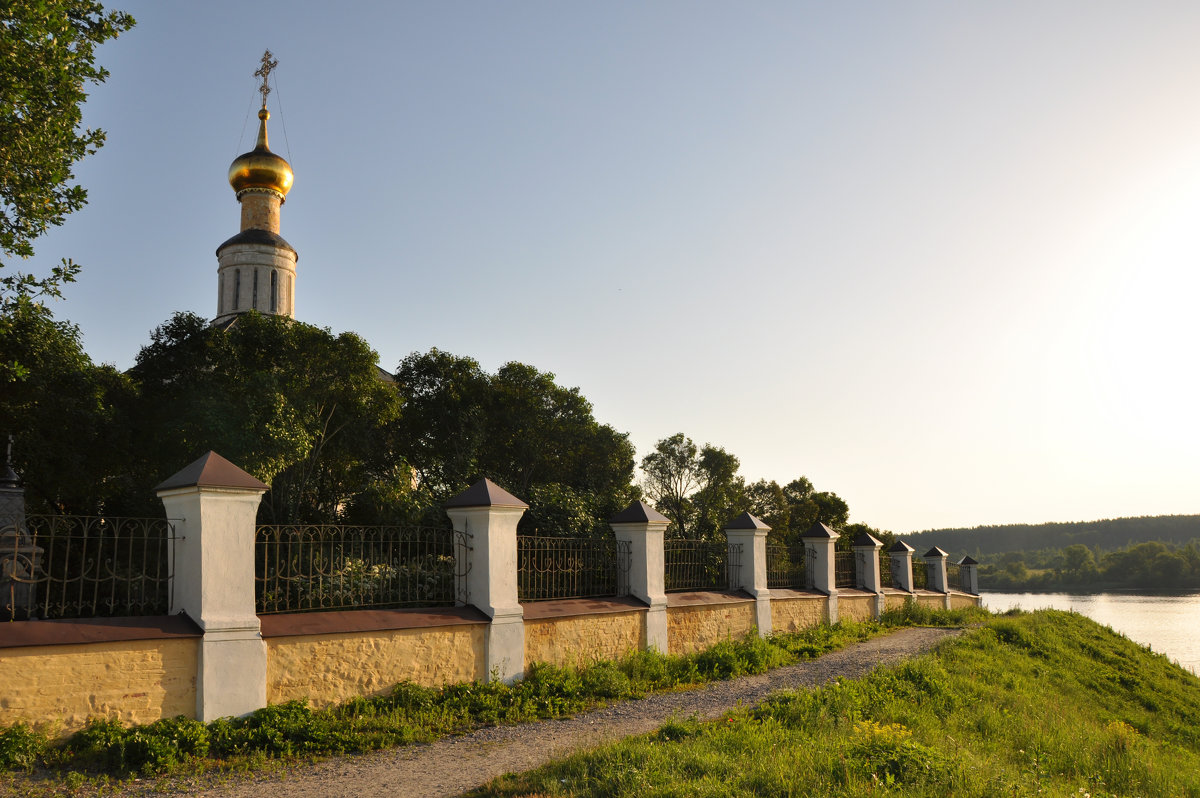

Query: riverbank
[[481, 610, 1200, 797]]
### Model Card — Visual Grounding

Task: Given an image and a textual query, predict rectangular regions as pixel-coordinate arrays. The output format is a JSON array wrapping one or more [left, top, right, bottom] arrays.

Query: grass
[[475, 609, 1200, 798], [0, 606, 979, 791]]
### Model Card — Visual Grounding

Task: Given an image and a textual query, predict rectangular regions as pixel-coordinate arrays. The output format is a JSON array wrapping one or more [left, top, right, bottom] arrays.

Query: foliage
[[0, 0, 134, 373], [128, 311, 402, 521], [640, 433, 747, 540], [907, 513, 1200, 558], [0, 297, 133, 512], [978, 539, 1200, 591], [478, 610, 1200, 798], [391, 348, 637, 533]]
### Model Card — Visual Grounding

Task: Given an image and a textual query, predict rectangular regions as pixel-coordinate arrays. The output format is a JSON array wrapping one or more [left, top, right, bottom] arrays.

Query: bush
[[0, 723, 48, 772]]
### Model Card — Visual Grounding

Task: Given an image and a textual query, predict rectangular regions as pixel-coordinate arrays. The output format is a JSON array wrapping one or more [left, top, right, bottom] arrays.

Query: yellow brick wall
[[950, 594, 981, 609], [267, 624, 485, 707], [884, 594, 910, 612], [839, 595, 875, 623], [770, 596, 827, 633], [915, 594, 945, 610], [524, 612, 644, 668], [667, 602, 756, 655], [0, 639, 197, 735]]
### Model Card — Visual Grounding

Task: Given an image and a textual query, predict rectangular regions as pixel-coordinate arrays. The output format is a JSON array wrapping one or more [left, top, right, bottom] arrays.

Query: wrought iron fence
[[665, 540, 738, 593], [911, 558, 928, 590], [766, 543, 807, 589], [1, 515, 176, 621], [518, 535, 630, 601], [946, 562, 963, 592], [256, 525, 459, 614], [879, 552, 893, 588], [834, 550, 856, 589]]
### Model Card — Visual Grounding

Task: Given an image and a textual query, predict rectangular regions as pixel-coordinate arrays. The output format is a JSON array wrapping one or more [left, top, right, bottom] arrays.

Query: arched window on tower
[[218, 273, 225, 315], [234, 269, 241, 310], [253, 269, 259, 310], [270, 270, 278, 312]]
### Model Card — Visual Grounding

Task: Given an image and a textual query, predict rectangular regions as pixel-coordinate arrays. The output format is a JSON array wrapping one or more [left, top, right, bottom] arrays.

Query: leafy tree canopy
[[0, 1, 134, 324]]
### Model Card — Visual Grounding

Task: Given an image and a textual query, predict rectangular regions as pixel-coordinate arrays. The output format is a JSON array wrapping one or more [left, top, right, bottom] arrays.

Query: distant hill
[[901, 515, 1200, 558]]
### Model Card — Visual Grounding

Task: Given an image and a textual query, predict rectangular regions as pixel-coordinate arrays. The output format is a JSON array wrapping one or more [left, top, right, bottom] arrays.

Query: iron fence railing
[[1, 515, 176, 621], [947, 562, 963, 592], [834, 550, 856, 589], [518, 535, 630, 601], [256, 525, 459, 614], [766, 543, 807, 590], [665, 540, 738, 593], [879, 552, 893, 588], [911, 558, 928, 590]]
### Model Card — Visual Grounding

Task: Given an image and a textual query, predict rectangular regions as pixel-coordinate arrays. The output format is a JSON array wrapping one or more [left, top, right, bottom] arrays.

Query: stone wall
[[769, 594, 827, 632], [914, 593, 945, 609], [884, 593, 910, 612], [949, 593, 979, 610], [666, 600, 756, 655], [266, 624, 486, 707], [0, 638, 197, 735], [839, 594, 875, 622], [524, 611, 644, 668]]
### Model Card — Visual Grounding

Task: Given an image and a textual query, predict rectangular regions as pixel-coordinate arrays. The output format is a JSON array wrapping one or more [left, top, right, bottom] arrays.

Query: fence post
[[889, 540, 915, 593], [852, 531, 884, 620], [801, 522, 839, 623], [610, 501, 669, 653], [959, 555, 979, 595], [155, 451, 268, 721], [445, 479, 527, 683], [924, 546, 951, 608], [725, 512, 771, 635]]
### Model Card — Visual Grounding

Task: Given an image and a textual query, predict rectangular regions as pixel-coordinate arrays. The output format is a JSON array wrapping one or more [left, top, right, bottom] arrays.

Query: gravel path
[[121, 627, 963, 798]]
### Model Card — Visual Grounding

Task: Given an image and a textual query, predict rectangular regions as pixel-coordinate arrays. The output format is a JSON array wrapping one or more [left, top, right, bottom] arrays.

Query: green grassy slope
[[479, 610, 1200, 797]]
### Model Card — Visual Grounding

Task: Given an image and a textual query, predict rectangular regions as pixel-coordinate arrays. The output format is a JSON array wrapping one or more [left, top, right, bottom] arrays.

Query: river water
[[981, 592, 1200, 675]]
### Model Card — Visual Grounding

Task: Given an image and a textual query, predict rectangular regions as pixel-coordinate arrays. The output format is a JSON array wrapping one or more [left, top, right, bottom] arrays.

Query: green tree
[[1, 2, 134, 339], [640, 433, 746, 540], [0, 297, 133, 512], [130, 312, 402, 522]]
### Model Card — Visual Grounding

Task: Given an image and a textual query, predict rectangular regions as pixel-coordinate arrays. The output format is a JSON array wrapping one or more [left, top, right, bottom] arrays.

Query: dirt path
[[129, 627, 962, 798]]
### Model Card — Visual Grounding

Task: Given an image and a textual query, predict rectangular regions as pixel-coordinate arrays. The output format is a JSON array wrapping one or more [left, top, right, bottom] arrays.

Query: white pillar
[[959, 556, 979, 595], [445, 479, 527, 683], [802, 522, 839, 623], [851, 531, 884, 619], [924, 546, 951, 609], [889, 540, 915, 593], [610, 501, 669, 653], [726, 512, 771, 635], [156, 451, 268, 721]]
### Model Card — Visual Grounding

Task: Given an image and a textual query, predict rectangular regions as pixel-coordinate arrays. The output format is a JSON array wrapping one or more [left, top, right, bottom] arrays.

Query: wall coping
[[0, 615, 202, 649], [767, 588, 827, 601], [259, 605, 489, 638], [665, 590, 754, 608], [521, 596, 648, 621]]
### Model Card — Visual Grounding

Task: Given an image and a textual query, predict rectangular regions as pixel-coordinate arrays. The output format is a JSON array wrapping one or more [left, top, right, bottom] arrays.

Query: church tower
[[214, 51, 297, 325]]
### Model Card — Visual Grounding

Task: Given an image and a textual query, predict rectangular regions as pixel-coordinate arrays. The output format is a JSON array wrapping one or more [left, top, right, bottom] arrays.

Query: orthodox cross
[[254, 50, 278, 109]]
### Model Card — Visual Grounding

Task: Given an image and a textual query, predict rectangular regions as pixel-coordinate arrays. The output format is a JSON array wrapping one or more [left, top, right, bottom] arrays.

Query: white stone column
[[959, 556, 979, 595], [802, 522, 839, 623], [924, 546, 951, 609], [610, 501, 669, 653], [852, 532, 884, 619], [445, 479, 528, 683], [889, 540, 915, 593], [726, 512, 771, 635], [156, 451, 268, 721]]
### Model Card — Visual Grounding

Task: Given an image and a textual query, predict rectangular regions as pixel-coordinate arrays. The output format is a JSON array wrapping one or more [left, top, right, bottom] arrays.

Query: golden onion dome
[[228, 108, 294, 197]]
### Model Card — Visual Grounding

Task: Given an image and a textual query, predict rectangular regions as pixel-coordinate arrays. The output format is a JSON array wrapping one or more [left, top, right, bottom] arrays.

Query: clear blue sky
[[23, 1, 1200, 533]]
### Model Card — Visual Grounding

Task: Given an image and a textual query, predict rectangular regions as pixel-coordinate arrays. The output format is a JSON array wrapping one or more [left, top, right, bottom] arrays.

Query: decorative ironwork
[[879, 552, 893, 588], [1, 515, 176, 621], [517, 535, 630, 602], [665, 540, 734, 593], [911, 557, 928, 590], [254, 50, 278, 107], [946, 562, 963, 592], [767, 543, 807, 589], [834, 550, 856, 589], [256, 525, 456, 614]]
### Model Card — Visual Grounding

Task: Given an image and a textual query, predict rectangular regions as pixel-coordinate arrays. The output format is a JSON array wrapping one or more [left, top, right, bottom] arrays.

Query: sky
[[19, 1, 1200, 533]]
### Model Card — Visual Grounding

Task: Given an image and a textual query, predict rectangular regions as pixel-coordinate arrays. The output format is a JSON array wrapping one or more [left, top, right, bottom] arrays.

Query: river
[[981, 591, 1200, 675]]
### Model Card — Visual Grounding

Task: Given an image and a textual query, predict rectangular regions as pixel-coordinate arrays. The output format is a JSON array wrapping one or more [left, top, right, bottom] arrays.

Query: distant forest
[[902, 515, 1200, 558]]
